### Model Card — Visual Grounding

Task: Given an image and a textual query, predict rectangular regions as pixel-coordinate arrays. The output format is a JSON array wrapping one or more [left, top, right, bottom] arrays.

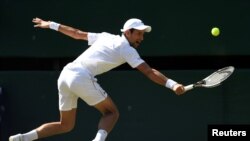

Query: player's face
[[126, 29, 145, 48]]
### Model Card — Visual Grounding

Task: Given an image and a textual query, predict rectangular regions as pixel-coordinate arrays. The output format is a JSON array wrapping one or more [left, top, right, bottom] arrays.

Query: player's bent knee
[[106, 109, 120, 122], [60, 123, 75, 133]]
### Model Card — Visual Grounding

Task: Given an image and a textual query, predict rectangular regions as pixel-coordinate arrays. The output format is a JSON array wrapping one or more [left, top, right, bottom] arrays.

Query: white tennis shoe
[[9, 134, 23, 141]]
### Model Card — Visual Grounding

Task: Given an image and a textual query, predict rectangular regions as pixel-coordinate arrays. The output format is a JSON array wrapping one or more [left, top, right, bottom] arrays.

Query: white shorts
[[57, 65, 108, 111]]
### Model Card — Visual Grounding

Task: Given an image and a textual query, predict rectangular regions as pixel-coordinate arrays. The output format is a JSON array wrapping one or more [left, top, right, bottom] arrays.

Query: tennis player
[[9, 17, 185, 141]]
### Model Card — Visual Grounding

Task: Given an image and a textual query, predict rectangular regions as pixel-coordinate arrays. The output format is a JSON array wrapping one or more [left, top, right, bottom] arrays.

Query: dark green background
[[1, 0, 250, 141], [1, 0, 250, 57]]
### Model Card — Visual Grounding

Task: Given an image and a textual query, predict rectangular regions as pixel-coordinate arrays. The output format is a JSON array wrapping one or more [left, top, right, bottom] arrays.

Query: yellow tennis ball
[[211, 27, 220, 36]]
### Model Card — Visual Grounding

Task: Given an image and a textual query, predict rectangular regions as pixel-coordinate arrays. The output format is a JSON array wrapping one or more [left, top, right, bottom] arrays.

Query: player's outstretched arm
[[136, 62, 185, 95], [32, 17, 88, 41]]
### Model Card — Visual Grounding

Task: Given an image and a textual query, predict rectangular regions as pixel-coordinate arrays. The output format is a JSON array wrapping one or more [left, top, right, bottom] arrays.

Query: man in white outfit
[[9, 17, 185, 141]]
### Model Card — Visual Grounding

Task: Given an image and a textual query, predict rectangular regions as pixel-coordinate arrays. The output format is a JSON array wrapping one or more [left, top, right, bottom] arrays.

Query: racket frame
[[184, 66, 234, 91]]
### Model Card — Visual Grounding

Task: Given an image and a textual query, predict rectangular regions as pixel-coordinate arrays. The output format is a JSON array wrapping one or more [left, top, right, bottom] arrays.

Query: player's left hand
[[173, 84, 185, 95], [32, 17, 50, 29]]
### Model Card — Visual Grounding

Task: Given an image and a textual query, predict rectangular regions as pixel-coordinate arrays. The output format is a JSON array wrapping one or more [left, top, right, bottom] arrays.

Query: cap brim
[[134, 25, 152, 32], [121, 25, 152, 32]]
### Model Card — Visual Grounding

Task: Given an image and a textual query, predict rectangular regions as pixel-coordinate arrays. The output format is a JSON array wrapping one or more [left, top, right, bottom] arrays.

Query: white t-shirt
[[69, 32, 144, 76]]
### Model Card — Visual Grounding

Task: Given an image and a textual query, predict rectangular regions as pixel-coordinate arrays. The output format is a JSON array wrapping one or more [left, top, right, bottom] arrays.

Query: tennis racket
[[184, 66, 235, 92]]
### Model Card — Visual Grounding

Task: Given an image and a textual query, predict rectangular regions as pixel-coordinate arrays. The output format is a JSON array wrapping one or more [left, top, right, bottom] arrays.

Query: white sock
[[92, 129, 108, 141], [22, 130, 38, 141]]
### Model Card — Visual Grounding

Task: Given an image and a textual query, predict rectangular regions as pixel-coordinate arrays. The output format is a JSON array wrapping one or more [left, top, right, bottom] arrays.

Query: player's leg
[[9, 109, 77, 141], [9, 96, 77, 141], [91, 96, 119, 141], [94, 96, 119, 133], [36, 108, 77, 138]]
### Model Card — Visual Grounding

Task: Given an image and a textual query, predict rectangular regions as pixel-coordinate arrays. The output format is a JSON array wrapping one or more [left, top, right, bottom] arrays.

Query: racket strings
[[205, 68, 234, 87]]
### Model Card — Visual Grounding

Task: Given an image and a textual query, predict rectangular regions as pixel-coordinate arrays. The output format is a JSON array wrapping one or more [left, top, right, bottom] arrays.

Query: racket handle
[[184, 84, 194, 92]]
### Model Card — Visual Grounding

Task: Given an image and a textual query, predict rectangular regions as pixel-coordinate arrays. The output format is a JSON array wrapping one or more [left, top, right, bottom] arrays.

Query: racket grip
[[184, 84, 194, 92]]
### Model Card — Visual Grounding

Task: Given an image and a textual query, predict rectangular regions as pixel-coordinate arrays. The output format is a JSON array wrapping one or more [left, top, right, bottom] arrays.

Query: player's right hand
[[173, 84, 185, 95], [32, 17, 50, 29]]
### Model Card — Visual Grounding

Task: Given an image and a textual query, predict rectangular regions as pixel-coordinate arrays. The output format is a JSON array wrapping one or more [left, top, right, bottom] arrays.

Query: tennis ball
[[211, 27, 220, 37]]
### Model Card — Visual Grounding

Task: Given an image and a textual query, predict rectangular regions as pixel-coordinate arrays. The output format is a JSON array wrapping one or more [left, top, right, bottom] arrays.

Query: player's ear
[[124, 30, 131, 37]]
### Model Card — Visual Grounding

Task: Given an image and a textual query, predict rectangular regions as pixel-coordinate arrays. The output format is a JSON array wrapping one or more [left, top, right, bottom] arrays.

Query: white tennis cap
[[121, 18, 151, 32]]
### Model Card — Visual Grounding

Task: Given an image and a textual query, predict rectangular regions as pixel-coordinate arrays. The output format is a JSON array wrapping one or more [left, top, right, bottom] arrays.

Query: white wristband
[[165, 79, 177, 89], [49, 21, 60, 31]]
